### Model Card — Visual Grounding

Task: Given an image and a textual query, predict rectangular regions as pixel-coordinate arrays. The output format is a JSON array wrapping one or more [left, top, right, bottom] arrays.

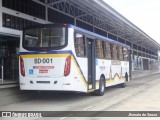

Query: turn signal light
[[20, 56, 25, 77], [64, 55, 71, 77]]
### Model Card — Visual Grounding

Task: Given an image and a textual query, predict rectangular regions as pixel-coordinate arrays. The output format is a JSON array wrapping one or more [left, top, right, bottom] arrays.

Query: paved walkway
[[132, 70, 160, 79], [108, 78, 160, 111]]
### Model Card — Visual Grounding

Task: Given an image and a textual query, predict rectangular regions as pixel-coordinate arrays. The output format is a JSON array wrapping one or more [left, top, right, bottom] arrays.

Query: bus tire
[[96, 77, 105, 96]]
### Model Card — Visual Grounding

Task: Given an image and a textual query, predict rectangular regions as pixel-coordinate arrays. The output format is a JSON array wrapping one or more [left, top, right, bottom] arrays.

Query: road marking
[[59, 114, 73, 120], [101, 95, 118, 104], [100, 99, 110, 103], [83, 106, 94, 110], [138, 84, 147, 87], [60, 117, 68, 120], [113, 96, 118, 99]]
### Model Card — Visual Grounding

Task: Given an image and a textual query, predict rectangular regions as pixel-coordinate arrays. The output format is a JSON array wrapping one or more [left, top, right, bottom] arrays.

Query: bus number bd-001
[[34, 58, 53, 64]]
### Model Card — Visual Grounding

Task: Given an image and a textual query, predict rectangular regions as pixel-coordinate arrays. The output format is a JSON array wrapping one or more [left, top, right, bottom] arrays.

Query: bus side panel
[[95, 59, 129, 90], [65, 28, 88, 92], [95, 59, 109, 89], [68, 57, 88, 92]]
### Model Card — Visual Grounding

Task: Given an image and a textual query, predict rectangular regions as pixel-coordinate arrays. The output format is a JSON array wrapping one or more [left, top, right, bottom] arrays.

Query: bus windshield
[[23, 27, 66, 50]]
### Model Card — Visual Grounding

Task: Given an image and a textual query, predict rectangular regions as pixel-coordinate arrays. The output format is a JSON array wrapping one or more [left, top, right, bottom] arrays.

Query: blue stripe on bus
[[20, 51, 72, 55], [68, 24, 130, 49]]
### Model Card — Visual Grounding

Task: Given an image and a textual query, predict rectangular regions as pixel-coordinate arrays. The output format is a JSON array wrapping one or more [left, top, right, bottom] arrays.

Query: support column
[[131, 42, 134, 71], [131, 42, 133, 55], [45, 0, 48, 21], [93, 26, 95, 32], [0, 0, 2, 27], [74, 18, 77, 26]]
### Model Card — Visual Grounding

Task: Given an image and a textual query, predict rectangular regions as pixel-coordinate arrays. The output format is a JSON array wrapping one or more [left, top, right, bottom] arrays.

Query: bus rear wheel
[[96, 77, 105, 96]]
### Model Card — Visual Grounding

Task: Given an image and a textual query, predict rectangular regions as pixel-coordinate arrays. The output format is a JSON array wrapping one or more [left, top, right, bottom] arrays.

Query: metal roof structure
[[33, 0, 160, 51]]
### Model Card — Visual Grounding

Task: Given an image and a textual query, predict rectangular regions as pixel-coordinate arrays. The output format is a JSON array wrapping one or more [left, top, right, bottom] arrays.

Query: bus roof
[[67, 24, 130, 49]]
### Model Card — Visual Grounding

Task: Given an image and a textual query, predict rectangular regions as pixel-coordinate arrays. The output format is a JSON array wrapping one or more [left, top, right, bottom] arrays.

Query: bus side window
[[96, 40, 103, 59], [118, 46, 123, 60], [103, 42, 111, 59], [74, 33, 86, 57], [111, 44, 118, 60], [123, 48, 128, 61]]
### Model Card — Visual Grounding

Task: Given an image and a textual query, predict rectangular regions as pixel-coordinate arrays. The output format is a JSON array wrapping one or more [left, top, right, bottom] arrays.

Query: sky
[[103, 0, 160, 44]]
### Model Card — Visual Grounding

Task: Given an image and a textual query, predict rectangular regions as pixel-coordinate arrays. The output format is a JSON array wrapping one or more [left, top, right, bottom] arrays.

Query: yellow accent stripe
[[106, 79, 125, 83], [21, 54, 69, 58], [87, 89, 95, 93], [96, 82, 99, 86], [71, 56, 87, 87]]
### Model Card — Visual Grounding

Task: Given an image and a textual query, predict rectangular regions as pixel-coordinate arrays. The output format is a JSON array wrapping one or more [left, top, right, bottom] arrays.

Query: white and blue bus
[[19, 24, 130, 96]]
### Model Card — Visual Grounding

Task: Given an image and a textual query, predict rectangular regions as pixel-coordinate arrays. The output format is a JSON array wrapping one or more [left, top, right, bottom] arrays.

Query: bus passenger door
[[87, 38, 96, 90]]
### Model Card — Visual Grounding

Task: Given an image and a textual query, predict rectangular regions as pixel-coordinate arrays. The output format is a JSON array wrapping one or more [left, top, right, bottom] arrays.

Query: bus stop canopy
[[33, 0, 160, 51]]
